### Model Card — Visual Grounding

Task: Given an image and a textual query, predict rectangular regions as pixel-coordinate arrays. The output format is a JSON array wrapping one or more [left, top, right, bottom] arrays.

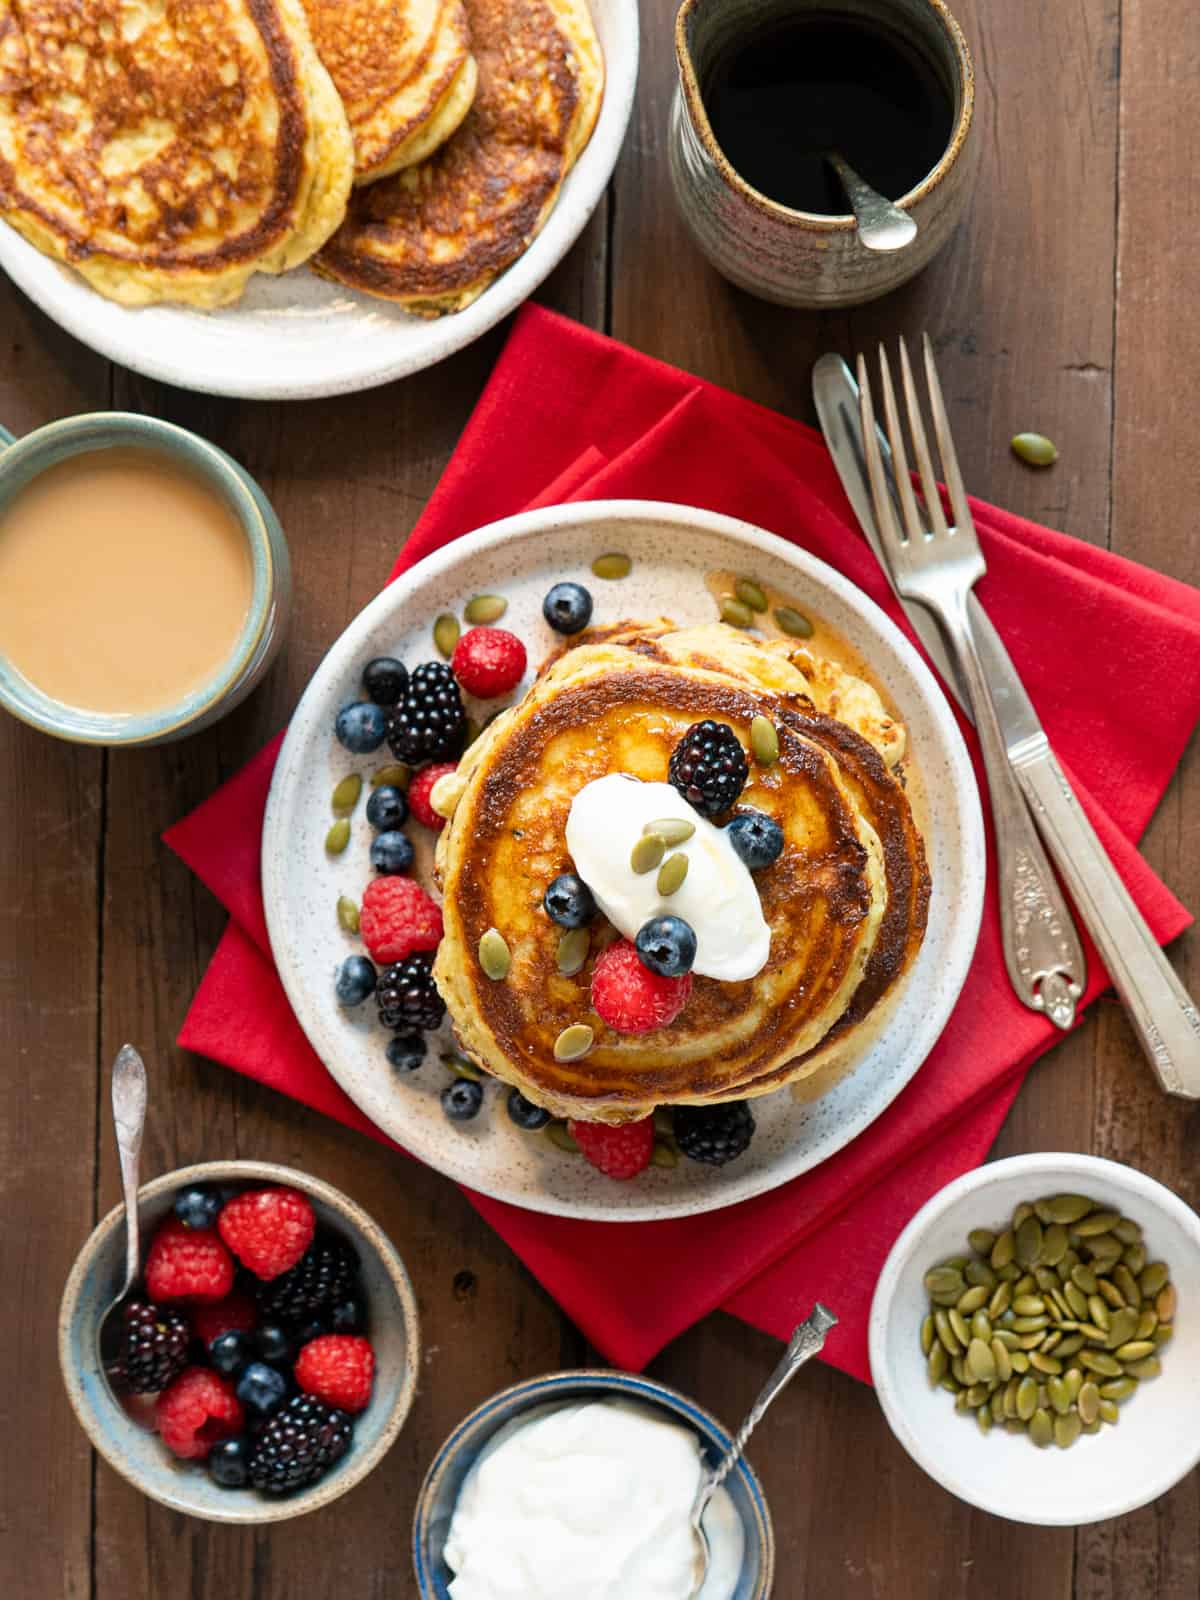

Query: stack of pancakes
[[0, 0, 603, 312], [433, 622, 931, 1126]]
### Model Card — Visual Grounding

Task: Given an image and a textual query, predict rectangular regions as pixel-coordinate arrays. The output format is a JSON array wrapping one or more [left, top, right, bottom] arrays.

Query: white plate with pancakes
[[0, 0, 640, 403], [263, 501, 986, 1221]]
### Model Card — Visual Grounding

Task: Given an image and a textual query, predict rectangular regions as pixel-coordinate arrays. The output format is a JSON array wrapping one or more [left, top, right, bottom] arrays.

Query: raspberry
[[568, 1117, 654, 1180], [360, 875, 443, 965], [294, 1335, 375, 1414], [590, 939, 692, 1034], [155, 1367, 244, 1459], [451, 627, 527, 698], [408, 762, 457, 832], [191, 1292, 258, 1349], [145, 1217, 235, 1304], [218, 1188, 316, 1281]]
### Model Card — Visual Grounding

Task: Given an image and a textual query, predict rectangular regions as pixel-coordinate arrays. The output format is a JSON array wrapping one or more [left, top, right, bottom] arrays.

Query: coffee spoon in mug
[[825, 150, 918, 252]]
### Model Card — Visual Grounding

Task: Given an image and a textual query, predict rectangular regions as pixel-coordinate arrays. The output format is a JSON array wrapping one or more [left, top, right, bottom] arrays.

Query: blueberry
[[370, 830, 415, 874], [255, 1325, 293, 1364], [173, 1185, 221, 1230], [366, 784, 408, 831], [542, 581, 594, 635], [442, 1078, 484, 1121], [210, 1330, 254, 1377], [236, 1361, 289, 1416], [362, 656, 408, 706], [635, 915, 697, 977], [330, 1298, 365, 1334], [543, 872, 596, 928], [335, 700, 388, 754], [725, 810, 785, 870], [506, 1089, 550, 1130], [336, 955, 377, 1007], [208, 1436, 252, 1489], [295, 1316, 330, 1345], [386, 1032, 427, 1073]]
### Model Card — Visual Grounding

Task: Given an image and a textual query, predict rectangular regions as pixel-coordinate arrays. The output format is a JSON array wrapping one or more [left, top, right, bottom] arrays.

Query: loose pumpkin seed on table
[[918, 1193, 1177, 1450]]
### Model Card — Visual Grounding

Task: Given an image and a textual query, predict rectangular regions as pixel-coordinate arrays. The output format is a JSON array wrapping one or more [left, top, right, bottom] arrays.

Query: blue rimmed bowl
[[412, 1369, 775, 1596], [58, 1160, 420, 1524], [0, 412, 290, 745]]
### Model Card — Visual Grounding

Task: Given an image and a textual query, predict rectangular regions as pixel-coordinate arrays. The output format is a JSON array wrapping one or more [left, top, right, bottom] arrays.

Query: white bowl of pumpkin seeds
[[869, 1154, 1200, 1524]]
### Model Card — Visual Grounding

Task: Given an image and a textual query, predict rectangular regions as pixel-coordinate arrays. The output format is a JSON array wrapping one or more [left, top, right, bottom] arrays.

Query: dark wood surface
[[3, 0, 1199, 1593]]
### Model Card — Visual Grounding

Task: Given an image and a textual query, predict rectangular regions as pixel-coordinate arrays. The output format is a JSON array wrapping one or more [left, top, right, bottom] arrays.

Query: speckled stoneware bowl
[[0, 413, 290, 745], [412, 1370, 775, 1597], [262, 500, 986, 1222], [870, 1153, 1200, 1525], [670, 0, 976, 307], [58, 1160, 420, 1523]]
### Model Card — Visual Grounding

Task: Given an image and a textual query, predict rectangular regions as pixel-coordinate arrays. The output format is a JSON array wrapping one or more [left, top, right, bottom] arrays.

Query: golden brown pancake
[[0, 0, 353, 307], [433, 632, 898, 1124], [313, 0, 603, 314], [299, 0, 477, 183]]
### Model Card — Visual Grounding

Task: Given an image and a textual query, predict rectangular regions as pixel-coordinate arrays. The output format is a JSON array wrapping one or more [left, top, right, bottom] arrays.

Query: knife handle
[[1013, 744, 1200, 1100]]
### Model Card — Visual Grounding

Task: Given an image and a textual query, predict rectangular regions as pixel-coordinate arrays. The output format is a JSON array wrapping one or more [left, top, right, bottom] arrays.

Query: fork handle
[[1011, 743, 1200, 1099], [938, 595, 1087, 1028]]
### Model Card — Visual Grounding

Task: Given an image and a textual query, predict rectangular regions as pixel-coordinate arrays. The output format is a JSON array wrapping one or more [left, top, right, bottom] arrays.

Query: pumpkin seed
[[1112, 1265, 1142, 1307], [441, 1053, 483, 1082], [998, 1262, 1022, 1282], [652, 1140, 679, 1169], [1055, 1335, 1085, 1358], [1013, 1272, 1036, 1298], [992, 1327, 1020, 1349], [1040, 1224, 1069, 1266], [464, 593, 507, 624], [1028, 1408, 1054, 1448], [734, 576, 768, 613], [970, 1311, 993, 1343], [325, 818, 351, 855], [941, 1376, 961, 1395], [336, 895, 360, 934], [1076, 1323, 1109, 1342], [1156, 1282, 1177, 1321], [1030, 1352, 1063, 1376], [1063, 1368, 1084, 1403], [1042, 1194, 1094, 1225], [1064, 1283, 1089, 1319], [1076, 1381, 1101, 1425], [1013, 1295, 1045, 1316], [433, 613, 461, 658], [957, 1285, 989, 1315], [1053, 1411, 1082, 1449], [544, 1121, 580, 1154], [934, 1310, 963, 1356], [553, 1024, 594, 1062], [557, 928, 590, 977], [478, 928, 511, 980], [1010, 1351, 1030, 1374], [954, 1388, 973, 1414], [1046, 1376, 1071, 1415], [1079, 1351, 1122, 1378], [591, 552, 631, 580], [1097, 1278, 1126, 1310], [1071, 1264, 1099, 1295], [657, 853, 689, 896], [1041, 1332, 1063, 1353], [630, 833, 666, 874], [976, 1405, 993, 1436], [1017, 1333, 1045, 1350], [1098, 1377, 1138, 1402], [1155, 1323, 1173, 1347], [967, 1228, 995, 1256], [990, 1338, 1013, 1382], [773, 605, 814, 638], [989, 1283, 1013, 1319], [948, 1308, 970, 1346], [965, 1259, 997, 1290], [1012, 1202, 1034, 1230], [1134, 1308, 1158, 1341], [1139, 1261, 1169, 1299], [1111, 1216, 1142, 1245], [1125, 1355, 1162, 1380], [965, 1382, 991, 1408], [371, 763, 411, 789], [750, 715, 779, 766], [1113, 1339, 1155, 1363], [1011, 432, 1059, 468], [1104, 1308, 1139, 1350], [331, 773, 362, 813], [991, 1230, 1016, 1270], [966, 1338, 996, 1383], [1012, 1316, 1049, 1334], [718, 596, 754, 629], [921, 1315, 935, 1357], [1075, 1210, 1120, 1237], [644, 817, 696, 846], [1015, 1376, 1038, 1420], [1123, 1243, 1147, 1275], [951, 1356, 968, 1386], [927, 1341, 948, 1384], [1087, 1296, 1111, 1333], [1098, 1400, 1121, 1424]]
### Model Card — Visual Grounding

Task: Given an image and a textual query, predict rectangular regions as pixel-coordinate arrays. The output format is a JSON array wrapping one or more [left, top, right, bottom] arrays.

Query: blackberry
[[377, 951, 445, 1032], [247, 1396, 352, 1494], [255, 1235, 358, 1325], [667, 720, 748, 817], [117, 1299, 191, 1393], [386, 662, 467, 764], [673, 1101, 756, 1166]]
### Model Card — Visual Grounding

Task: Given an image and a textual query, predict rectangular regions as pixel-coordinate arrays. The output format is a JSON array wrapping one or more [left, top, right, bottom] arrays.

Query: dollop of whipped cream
[[443, 1398, 743, 1600], [564, 774, 771, 982]]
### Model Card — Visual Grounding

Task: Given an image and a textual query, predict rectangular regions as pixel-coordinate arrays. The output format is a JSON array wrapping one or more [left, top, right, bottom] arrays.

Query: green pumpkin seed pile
[[921, 1194, 1176, 1449]]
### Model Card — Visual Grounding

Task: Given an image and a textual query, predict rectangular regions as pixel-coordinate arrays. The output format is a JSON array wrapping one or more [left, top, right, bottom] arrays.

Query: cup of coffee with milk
[[0, 414, 290, 746], [670, 0, 976, 306]]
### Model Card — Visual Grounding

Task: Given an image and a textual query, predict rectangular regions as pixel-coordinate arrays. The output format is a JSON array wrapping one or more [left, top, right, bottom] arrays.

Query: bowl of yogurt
[[412, 1369, 774, 1598]]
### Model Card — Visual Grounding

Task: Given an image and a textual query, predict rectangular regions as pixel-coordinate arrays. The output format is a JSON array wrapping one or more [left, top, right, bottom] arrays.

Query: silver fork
[[857, 337, 1085, 1029]]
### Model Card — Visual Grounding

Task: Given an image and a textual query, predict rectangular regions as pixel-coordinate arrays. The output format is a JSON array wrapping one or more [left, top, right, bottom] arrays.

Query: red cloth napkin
[[166, 306, 1200, 1382]]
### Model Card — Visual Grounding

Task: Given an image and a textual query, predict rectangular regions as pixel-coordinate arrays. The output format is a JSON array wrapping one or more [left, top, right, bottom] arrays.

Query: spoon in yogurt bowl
[[689, 1303, 838, 1596], [96, 1045, 152, 1423]]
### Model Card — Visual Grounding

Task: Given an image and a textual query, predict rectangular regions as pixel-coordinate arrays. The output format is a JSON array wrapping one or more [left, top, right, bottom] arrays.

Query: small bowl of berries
[[58, 1160, 420, 1522]]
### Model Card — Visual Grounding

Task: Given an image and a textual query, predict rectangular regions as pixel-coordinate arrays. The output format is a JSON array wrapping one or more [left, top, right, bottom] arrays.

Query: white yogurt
[[564, 775, 771, 982], [443, 1397, 745, 1600]]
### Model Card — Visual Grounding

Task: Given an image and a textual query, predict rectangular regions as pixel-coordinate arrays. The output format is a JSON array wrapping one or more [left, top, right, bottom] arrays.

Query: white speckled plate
[[263, 501, 985, 1221], [0, 0, 636, 401]]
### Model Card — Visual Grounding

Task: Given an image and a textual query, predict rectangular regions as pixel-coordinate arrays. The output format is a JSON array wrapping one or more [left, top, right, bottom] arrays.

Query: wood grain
[[2, 0, 1199, 1591]]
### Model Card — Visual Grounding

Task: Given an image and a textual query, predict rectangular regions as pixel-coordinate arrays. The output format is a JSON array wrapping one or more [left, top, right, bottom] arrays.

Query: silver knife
[[814, 354, 1200, 1098]]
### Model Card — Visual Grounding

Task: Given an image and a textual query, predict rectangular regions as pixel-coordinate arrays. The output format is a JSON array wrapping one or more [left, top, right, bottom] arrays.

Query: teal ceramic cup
[[0, 412, 291, 745]]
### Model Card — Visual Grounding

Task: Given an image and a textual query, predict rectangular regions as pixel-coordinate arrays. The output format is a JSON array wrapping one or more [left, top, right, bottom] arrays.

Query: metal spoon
[[824, 151, 917, 252], [97, 1045, 150, 1416], [689, 1304, 838, 1595]]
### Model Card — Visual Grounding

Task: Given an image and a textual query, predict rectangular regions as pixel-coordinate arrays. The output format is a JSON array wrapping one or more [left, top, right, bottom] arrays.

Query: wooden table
[[4, 0, 1199, 1593]]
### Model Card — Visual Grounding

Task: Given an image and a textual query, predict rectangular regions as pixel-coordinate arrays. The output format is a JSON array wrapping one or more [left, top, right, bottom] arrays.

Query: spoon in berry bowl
[[96, 1045, 156, 1425]]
